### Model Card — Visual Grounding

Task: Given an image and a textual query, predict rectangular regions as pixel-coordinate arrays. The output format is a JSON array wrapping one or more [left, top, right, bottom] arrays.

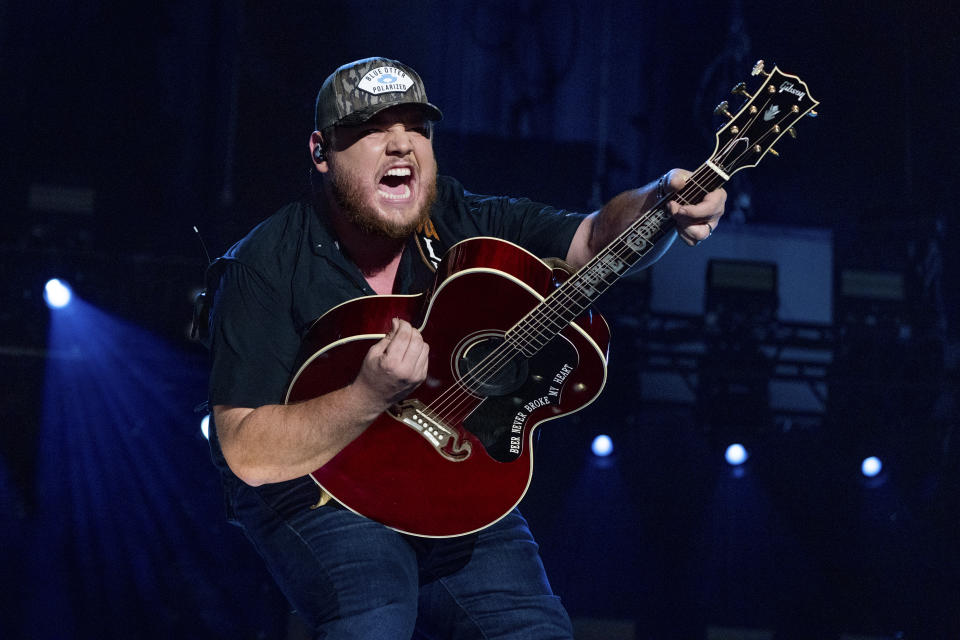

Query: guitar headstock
[[708, 60, 819, 180]]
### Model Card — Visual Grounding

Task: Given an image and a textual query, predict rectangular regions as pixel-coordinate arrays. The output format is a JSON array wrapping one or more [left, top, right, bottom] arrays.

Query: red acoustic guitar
[[286, 62, 818, 537]]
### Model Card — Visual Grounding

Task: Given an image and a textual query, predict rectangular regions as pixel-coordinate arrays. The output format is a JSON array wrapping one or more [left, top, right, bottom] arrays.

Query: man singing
[[206, 56, 725, 639]]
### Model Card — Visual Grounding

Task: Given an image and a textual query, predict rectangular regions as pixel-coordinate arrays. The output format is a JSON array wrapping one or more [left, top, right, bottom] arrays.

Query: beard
[[328, 163, 437, 240]]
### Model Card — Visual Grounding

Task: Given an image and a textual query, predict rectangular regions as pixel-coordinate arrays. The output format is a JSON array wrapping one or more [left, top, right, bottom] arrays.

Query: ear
[[309, 130, 329, 172]]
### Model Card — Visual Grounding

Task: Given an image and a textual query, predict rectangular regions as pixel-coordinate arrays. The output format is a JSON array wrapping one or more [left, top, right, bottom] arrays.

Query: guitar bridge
[[390, 400, 472, 461]]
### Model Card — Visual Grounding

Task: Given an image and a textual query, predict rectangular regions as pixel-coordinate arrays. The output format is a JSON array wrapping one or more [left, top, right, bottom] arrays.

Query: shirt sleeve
[[207, 260, 301, 409], [468, 191, 680, 272], [464, 193, 587, 260]]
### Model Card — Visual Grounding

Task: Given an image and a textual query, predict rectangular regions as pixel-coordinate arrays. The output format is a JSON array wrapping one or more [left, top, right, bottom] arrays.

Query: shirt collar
[[305, 194, 435, 295], [307, 196, 341, 259]]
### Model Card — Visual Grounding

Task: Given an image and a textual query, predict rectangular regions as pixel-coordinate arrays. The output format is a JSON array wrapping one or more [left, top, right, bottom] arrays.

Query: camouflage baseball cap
[[314, 57, 443, 131]]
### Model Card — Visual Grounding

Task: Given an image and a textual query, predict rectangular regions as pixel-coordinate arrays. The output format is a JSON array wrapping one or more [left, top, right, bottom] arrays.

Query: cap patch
[[357, 66, 414, 95]]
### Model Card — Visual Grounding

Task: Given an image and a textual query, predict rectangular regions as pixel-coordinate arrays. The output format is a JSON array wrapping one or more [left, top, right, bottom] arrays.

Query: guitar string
[[427, 161, 735, 426], [426, 165, 725, 426], [425, 185, 693, 421], [424, 112, 793, 426], [497, 166, 717, 352], [430, 189, 701, 426], [426, 169, 720, 426], [500, 169, 716, 351]]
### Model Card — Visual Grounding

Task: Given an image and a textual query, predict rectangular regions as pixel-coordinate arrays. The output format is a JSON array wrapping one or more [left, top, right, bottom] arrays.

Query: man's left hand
[[663, 168, 726, 246]]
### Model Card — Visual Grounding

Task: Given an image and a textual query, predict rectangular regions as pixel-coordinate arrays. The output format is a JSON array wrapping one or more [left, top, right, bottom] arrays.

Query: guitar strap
[[413, 216, 445, 273]]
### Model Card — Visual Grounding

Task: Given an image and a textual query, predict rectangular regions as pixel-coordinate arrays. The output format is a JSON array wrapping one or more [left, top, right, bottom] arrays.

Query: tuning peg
[[807, 110, 819, 118], [751, 60, 765, 76], [731, 82, 751, 98], [787, 127, 798, 138], [768, 148, 780, 157], [714, 100, 733, 119]]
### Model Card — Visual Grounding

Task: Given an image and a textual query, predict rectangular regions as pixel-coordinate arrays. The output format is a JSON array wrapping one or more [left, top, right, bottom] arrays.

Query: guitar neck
[[507, 163, 726, 357], [506, 63, 819, 357]]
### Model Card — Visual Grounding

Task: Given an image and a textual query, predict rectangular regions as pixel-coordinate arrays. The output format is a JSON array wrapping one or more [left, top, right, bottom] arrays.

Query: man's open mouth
[[378, 167, 414, 201]]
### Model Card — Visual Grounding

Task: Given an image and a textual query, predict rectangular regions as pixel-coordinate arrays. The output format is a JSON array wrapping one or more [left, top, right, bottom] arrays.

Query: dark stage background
[[2, 1, 959, 639]]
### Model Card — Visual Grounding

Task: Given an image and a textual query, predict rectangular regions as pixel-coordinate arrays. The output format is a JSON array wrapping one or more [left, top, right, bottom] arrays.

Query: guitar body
[[286, 236, 610, 537]]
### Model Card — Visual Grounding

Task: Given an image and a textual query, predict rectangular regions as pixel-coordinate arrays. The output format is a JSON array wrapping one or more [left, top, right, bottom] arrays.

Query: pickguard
[[462, 333, 578, 462]]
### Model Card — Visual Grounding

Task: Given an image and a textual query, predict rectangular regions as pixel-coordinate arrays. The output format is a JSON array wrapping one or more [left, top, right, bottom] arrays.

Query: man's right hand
[[353, 317, 430, 409], [214, 318, 429, 486]]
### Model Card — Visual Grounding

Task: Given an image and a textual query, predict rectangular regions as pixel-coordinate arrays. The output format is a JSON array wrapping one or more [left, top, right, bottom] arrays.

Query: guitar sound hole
[[456, 335, 528, 397]]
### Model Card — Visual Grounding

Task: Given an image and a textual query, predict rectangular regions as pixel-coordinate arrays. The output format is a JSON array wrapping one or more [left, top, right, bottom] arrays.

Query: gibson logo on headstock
[[778, 81, 806, 101]]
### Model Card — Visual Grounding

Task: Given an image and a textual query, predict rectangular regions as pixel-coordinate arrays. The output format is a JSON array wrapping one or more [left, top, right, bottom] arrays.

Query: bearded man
[[205, 57, 725, 639]]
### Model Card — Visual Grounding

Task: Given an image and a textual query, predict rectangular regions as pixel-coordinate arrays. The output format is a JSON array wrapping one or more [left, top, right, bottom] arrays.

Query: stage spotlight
[[44, 278, 73, 309], [861, 456, 882, 478], [591, 434, 613, 457], [725, 443, 749, 466], [200, 414, 210, 440]]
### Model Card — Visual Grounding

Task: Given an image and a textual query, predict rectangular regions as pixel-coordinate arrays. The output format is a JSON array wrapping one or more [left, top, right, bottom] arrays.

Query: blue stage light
[[201, 414, 210, 440], [591, 434, 613, 457], [725, 443, 749, 466], [861, 456, 882, 478], [44, 278, 73, 309]]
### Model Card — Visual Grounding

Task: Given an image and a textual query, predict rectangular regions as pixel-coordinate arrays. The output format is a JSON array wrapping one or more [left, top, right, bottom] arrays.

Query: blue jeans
[[226, 476, 573, 639]]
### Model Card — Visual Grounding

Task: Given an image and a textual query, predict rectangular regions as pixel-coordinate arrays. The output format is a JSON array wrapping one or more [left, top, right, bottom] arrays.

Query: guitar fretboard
[[506, 167, 725, 358]]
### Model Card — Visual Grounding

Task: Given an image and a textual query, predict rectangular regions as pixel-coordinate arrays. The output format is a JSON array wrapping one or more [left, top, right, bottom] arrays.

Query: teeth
[[385, 167, 411, 177], [380, 184, 411, 200]]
